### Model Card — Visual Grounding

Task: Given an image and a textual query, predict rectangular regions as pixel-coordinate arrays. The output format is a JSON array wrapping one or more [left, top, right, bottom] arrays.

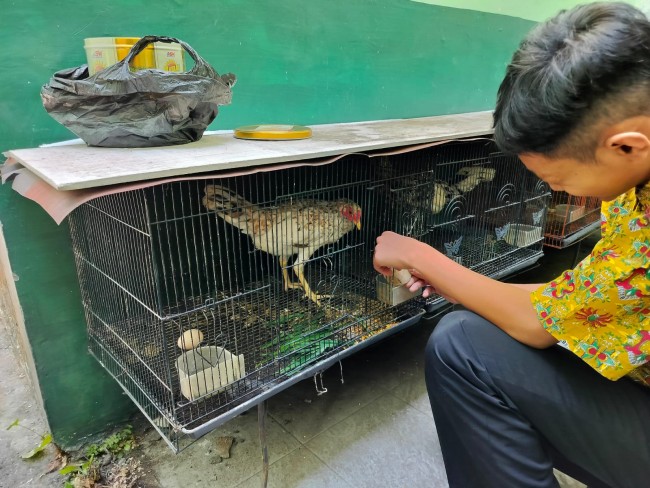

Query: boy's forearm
[[510, 283, 545, 292], [408, 243, 557, 348]]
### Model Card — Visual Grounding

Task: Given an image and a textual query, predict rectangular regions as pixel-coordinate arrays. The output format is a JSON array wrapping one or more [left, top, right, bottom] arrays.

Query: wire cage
[[543, 191, 601, 248], [68, 138, 549, 451]]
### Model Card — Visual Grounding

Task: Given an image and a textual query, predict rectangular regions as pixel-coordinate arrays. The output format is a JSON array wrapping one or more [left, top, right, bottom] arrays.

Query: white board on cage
[[5, 111, 494, 190]]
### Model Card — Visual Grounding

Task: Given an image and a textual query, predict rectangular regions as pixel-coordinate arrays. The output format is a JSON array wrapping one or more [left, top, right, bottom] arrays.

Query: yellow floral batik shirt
[[531, 185, 650, 387]]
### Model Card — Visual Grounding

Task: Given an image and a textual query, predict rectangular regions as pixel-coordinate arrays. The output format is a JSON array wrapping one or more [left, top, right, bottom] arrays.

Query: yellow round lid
[[234, 124, 312, 140]]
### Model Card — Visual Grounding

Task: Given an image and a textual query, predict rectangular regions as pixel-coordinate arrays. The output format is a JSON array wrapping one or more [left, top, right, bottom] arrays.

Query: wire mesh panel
[[68, 139, 548, 451], [544, 191, 601, 248], [374, 140, 550, 283]]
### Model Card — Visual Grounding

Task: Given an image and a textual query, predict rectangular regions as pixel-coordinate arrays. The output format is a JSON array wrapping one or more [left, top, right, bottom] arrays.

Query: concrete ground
[[1, 233, 598, 488], [0, 275, 63, 487]]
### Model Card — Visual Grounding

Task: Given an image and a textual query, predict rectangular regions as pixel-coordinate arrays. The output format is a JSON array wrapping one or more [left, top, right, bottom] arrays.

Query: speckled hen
[[202, 185, 362, 305]]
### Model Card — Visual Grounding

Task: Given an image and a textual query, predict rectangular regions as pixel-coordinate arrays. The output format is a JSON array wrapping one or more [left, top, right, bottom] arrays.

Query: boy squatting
[[373, 3, 650, 487]]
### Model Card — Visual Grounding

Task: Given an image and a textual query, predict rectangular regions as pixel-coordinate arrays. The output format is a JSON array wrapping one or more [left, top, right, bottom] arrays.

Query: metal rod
[[258, 401, 269, 488]]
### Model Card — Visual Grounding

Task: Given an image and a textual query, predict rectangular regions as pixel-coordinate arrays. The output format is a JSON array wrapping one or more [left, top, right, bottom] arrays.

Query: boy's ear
[[604, 131, 650, 158]]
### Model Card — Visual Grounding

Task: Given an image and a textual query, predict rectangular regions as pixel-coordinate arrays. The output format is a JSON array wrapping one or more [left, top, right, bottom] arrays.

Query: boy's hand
[[406, 269, 458, 303], [373, 231, 459, 301], [373, 231, 421, 276]]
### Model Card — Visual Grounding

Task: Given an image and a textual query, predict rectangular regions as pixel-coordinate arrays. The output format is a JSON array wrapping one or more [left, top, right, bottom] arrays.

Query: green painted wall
[[0, 0, 536, 447], [412, 0, 649, 22]]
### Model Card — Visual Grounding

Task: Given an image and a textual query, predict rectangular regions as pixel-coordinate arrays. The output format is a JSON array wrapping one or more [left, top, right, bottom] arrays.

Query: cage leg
[[314, 372, 328, 395], [258, 401, 269, 488]]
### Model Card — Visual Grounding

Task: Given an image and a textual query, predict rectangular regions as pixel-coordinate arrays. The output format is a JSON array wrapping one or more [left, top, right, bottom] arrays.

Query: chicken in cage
[[67, 138, 548, 451], [544, 191, 601, 248], [201, 184, 362, 305]]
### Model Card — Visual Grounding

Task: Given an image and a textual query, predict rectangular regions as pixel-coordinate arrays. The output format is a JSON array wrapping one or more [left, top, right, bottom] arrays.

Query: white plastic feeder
[[176, 346, 246, 401], [554, 204, 586, 223], [376, 274, 421, 306], [505, 224, 542, 247]]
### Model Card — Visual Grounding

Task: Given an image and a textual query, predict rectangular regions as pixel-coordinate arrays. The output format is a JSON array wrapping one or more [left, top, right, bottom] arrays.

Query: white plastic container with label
[[84, 38, 120, 75], [154, 42, 185, 72], [84, 37, 184, 75]]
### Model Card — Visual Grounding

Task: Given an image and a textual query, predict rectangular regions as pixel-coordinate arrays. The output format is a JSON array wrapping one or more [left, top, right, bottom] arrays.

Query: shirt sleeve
[[530, 235, 650, 380], [531, 267, 650, 380]]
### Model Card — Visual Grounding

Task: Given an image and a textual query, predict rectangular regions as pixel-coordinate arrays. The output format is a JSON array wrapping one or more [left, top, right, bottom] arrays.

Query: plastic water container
[[84, 37, 184, 75]]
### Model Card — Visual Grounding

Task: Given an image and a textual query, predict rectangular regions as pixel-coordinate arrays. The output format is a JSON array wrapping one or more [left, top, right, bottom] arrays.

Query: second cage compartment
[[544, 192, 601, 248], [68, 138, 549, 451]]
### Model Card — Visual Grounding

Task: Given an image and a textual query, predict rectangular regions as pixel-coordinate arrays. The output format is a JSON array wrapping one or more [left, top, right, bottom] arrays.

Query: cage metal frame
[[68, 138, 550, 452]]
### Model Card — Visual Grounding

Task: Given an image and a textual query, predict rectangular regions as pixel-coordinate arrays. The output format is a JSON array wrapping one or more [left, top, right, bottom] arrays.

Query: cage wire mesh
[[543, 191, 601, 248], [68, 139, 549, 451]]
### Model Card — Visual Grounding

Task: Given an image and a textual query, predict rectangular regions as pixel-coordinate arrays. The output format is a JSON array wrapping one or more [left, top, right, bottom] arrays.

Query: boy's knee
[[425, 310, 477, 373]]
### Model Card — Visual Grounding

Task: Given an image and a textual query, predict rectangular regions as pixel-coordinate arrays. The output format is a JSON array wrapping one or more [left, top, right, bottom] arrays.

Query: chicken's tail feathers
[[202, 185, 257, 230], [203, 185, 254, 211]]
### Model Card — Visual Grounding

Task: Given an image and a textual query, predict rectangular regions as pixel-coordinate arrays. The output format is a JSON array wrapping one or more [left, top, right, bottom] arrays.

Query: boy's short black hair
[[493, 2, 650, 160]]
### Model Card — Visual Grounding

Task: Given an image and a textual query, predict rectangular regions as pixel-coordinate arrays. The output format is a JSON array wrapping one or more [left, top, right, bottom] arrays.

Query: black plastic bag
[[41, 36, 236, 148]]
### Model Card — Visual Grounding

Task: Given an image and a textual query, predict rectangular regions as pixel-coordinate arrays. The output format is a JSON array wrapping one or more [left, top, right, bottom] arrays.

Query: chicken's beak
[[355, 221, 361, 231]]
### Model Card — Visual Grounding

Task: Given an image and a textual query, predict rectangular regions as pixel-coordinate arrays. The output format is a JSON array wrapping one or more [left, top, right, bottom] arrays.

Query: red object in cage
[[544, 192, 601, 248]]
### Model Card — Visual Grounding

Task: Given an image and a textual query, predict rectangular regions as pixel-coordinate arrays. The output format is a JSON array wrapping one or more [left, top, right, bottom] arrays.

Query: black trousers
[[424, 310, 650, 488]]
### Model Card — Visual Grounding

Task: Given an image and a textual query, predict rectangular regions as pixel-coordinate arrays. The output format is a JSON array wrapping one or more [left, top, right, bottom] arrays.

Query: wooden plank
[[5, 111, 493, 191]]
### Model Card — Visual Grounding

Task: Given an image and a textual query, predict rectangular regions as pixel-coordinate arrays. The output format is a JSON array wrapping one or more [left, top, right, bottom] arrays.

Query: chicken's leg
[[292, 249, 331, 305], [279, 256, 302, 292]]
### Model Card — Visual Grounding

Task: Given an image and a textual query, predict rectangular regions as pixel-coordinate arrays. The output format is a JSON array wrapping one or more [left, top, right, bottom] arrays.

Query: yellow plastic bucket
[[84, 37, 183, 75], [115, 37, 155, 71]]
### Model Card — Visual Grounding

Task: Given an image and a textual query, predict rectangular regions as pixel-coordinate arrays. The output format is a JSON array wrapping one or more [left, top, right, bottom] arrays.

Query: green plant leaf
[[81, 455, 94, 473], [59, 465, 81, 475], [64, 482, 75, 488], [21, 433, 52, 459], [6, 419, 20, 430]]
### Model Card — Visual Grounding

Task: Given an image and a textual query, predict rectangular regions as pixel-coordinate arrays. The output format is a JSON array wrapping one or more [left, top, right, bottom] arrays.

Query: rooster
[[377, 161, 496, 215], [202, 185, 362, 305], [429, 166, 497, 214]]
